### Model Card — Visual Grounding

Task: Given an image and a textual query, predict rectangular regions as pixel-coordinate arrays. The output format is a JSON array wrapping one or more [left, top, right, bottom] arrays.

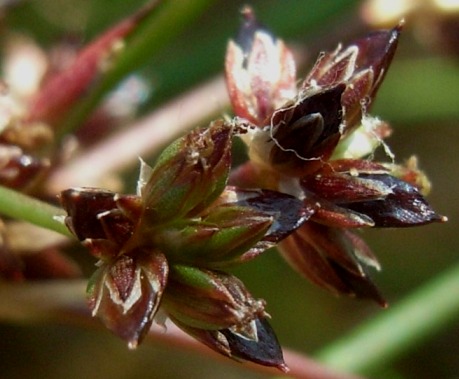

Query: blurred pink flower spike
[[26, 2, 159, 127]]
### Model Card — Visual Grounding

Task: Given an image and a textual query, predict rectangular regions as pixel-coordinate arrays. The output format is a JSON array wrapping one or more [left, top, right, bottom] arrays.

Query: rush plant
[[0, 2, 455, 378]]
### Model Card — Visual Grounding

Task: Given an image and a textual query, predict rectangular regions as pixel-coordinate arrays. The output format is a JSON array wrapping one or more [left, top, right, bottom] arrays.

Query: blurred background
[[0, 0, 458, 378]]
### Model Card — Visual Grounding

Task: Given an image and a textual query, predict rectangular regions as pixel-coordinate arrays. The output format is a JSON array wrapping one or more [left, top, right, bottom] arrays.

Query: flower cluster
[[56, 6, 446, 372], [226, 7, 445, 305], [61, 120, 310, 370]]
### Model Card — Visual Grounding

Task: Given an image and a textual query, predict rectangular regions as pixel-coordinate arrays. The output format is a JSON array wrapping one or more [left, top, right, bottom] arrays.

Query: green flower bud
[[163, 265, 266, 331], [141, 120, 233, 223], [156, 204, 272, 267]]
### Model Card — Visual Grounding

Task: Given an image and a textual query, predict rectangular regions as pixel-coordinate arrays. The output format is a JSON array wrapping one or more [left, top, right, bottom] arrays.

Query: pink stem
[[0, 280, 363, 379], [46, 75, 229, 193]]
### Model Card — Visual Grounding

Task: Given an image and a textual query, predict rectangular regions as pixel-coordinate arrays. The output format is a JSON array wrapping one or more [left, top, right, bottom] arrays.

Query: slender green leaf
[[315, 261, 459, 375], [0, 185, 71, 237]]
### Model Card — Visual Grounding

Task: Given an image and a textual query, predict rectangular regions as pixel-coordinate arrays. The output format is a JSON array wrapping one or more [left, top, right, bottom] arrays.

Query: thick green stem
[[0, 185, 71, 237], [315, 261, 459, 375]]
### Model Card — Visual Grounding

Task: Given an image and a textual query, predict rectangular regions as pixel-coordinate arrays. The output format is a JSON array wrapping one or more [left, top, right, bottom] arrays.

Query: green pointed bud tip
[[158, 204, 273, 267], [141, 120, 234, 222]]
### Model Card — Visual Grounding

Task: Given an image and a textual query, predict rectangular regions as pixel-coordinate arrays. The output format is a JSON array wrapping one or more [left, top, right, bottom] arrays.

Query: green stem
[[0, 185, 72, 237], [315, 261, 459, 375], [58, 0, 215, 139]]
